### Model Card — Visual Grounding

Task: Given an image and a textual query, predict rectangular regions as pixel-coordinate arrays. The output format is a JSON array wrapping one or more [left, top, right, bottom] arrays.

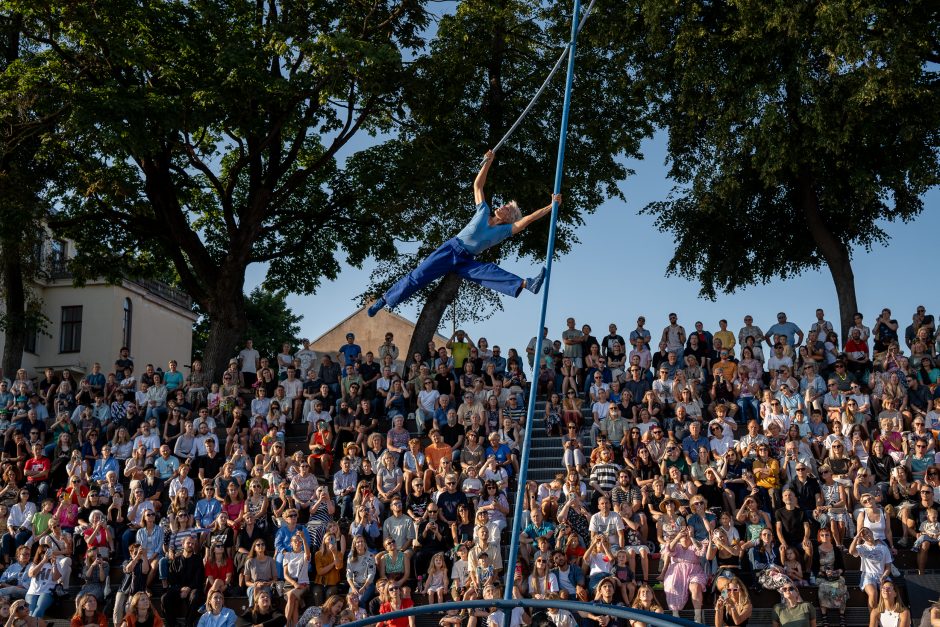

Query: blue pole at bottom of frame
[[343, 598, 701, 627]]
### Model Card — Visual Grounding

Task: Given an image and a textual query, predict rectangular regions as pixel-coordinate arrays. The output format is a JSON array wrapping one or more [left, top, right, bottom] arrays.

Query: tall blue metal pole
[[502, 0, 582, 610]]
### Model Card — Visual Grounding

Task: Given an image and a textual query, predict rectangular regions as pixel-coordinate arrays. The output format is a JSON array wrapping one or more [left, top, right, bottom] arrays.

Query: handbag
[[757, 566, 792, 591]]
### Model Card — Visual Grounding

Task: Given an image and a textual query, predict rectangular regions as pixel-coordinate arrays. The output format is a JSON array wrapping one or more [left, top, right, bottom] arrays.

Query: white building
[[0, 239, 197, 379]]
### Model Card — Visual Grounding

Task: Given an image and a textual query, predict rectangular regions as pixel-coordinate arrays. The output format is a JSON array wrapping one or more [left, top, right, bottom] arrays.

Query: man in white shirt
[[294, 340, 317, 376], [193, 422, 220, 456], [588, 496, 624, 549], [168, 463, 195, 499], [281, 367, 303, 419], [767, 343, 794, 373], [850, 313, 872, 344], [133, 423, 161, 458], [810, 308, 835, 337], [237, 339, 261, 387]]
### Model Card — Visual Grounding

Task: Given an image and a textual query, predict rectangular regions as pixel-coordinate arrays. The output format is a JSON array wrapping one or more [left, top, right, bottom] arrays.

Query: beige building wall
[[310, 306, 449, 370], [6, 279, 196, 379]]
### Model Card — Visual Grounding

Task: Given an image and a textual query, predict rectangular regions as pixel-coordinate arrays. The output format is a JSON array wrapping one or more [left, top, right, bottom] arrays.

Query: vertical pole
[[502, 0, 581, 613]]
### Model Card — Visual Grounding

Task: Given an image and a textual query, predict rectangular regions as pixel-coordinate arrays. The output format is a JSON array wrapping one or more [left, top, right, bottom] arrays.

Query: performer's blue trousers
[[383, 238, 524, 308]]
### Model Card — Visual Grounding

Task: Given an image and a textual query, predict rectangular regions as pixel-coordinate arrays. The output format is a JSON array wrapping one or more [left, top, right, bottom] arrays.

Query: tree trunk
[[407, 273, 461, 361], [0, 252, 26, 378], [797, 169, 859, 342], [200, 288, 248, 382]]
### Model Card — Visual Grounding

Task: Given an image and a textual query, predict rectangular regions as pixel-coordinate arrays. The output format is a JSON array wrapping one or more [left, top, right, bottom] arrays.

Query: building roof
[[309, 304, 449, 363]]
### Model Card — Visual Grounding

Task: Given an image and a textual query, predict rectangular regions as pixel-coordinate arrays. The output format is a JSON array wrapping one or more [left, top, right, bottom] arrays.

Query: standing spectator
[[338, 333, 362, 370], [237, 340, 260, 389], [766, 312, 804, 349], [661, 313, 686, 362]]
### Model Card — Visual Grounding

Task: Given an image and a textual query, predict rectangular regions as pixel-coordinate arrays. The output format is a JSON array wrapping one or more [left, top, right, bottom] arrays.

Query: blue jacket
[[194, 497, 222, 529], [91, 457, 120, 483]]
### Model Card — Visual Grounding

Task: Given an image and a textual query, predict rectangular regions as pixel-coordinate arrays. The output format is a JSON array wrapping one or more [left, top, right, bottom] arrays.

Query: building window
[[60, 306, 83, 353], [49, 240, 67, 273], [122, 298, 133, 351], [24, 332, 37, 354]]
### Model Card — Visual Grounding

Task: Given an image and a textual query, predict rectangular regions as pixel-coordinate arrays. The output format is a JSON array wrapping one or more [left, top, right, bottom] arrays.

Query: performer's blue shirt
[[455, 201, 513, 255]]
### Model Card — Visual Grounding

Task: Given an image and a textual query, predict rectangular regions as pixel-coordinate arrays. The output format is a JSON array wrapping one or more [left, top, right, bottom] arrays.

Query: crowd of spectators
[[0, 306, 937, 627]]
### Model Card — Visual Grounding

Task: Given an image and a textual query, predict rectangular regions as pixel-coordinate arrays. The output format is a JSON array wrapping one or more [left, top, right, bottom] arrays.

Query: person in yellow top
[[714, 319, 736, 356], [446, 330, 474, 370], [312, 530, 345, 605], [752, 444, 782, 510]]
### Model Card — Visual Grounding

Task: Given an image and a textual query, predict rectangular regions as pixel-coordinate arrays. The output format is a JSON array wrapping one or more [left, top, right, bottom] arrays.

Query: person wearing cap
[[337, 333, 362, 370]]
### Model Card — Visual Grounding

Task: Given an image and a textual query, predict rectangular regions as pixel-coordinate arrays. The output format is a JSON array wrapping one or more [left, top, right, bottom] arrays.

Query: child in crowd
[[913, 507, 940, 553], [424, 552, 449, 605], [613, 549, 636, 604], [783, 546, 807, 586]]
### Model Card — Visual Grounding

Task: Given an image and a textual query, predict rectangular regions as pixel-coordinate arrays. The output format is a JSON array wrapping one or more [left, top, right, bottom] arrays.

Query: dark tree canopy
[[619, 0, 940, 337], [10, 0, 430, 376], [347, 0, 652, 356]]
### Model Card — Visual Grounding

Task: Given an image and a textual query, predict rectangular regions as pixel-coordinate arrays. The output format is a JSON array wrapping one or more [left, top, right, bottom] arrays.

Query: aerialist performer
[[369, 150, 560, 317]]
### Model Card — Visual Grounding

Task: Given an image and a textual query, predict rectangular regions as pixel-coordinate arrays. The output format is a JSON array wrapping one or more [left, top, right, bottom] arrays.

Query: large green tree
[[191, 287, 302, 363], [0, 10, 57, 376], [11, 0, 429, 378], [623, 0, 940, 339], [347, 0, 651, 358]]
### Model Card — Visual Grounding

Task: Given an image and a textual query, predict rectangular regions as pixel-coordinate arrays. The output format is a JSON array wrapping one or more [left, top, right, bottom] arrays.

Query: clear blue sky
[[246, 4, 939, 357], [246, 128, 939, 356]]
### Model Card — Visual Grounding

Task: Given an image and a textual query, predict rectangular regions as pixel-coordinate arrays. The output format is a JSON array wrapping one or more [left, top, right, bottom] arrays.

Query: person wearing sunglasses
[[771, 581, 815, 627], [715, 575, 753, 627]]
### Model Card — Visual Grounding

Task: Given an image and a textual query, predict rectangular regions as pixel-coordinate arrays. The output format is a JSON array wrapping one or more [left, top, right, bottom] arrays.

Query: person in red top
[[307, 420, 334, 478], [378, 585, 415, 627], [204, 543, 234, 594], [843, 327, 871, 379], [23, 442, 51, 501]]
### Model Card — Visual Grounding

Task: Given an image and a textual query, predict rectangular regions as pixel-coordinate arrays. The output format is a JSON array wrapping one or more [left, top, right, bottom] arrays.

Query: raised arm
[[474, 151, 495, 204], [511, 194, 562, 235]]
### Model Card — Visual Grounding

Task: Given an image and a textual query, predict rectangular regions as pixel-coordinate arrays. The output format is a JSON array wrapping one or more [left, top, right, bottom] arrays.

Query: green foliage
[[346, 0, 652, 314], [191, 287, 302, 362], [8, 0, 430, 304], [618, 0, 940, 298]]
